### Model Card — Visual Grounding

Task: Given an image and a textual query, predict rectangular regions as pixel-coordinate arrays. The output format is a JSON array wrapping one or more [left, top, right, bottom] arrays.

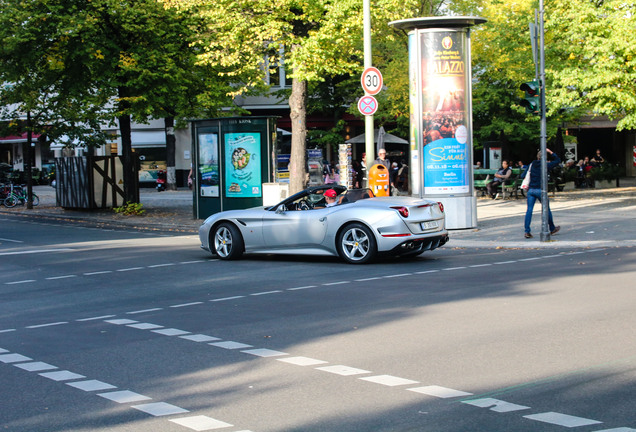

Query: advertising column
[[391, 17, 486, 229]]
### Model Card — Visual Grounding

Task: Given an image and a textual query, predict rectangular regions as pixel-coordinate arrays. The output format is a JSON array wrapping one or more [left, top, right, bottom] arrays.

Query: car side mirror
[[275, 204, 286, 214]]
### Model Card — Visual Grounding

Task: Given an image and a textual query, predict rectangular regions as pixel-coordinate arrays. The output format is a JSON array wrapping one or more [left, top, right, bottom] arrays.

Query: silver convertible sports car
[[199, 185, 449, 264]]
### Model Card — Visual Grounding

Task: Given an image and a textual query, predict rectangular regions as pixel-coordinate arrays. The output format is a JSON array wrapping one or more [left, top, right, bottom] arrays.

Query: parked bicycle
[[2, 183, 39, 208]]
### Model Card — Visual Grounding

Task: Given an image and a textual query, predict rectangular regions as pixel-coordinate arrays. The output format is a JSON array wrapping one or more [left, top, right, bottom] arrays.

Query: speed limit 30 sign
[[361, 67, 383, 95]]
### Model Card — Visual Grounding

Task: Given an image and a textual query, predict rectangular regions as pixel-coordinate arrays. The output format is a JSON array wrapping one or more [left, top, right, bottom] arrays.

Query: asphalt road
[[1, 215, 634, 432]]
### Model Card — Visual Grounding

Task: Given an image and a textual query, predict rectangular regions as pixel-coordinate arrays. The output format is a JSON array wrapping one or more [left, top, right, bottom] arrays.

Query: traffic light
[[520, 80, 540, 114]]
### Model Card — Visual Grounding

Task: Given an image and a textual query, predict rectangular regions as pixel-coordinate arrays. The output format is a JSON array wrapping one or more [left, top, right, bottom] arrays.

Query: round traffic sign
[[361, 67, 383, 95], [358, 95, 378, 116]]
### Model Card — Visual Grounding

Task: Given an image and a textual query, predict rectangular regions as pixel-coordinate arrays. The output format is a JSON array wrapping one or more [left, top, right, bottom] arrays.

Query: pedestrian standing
[[523, 148, 561, 239]]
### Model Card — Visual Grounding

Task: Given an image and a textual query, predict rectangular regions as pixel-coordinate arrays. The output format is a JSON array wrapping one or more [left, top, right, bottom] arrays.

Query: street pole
[[539, 0, 550, 242], [363, 0, 374, 187]]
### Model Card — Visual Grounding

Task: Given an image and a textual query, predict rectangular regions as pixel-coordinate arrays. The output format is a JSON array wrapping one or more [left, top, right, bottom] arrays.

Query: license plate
[[420, 221, 438, 230]]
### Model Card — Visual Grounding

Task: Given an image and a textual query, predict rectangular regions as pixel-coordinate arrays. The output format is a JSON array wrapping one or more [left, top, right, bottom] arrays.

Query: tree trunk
[[165, 116, 177, 191], [289, 76, 307, 195], [118, 112, 137, 203]]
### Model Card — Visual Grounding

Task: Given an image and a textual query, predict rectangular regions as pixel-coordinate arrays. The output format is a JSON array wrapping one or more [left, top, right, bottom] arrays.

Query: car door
[[262, 207, 329, 249]]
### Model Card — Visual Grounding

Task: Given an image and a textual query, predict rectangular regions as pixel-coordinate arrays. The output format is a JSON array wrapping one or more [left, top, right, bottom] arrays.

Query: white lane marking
[[45, 275, 77, 280], [67, 380, 117, 392], [354, 277, 382, 282], [593, 429, 636, 432], [250, 290, 282, 296], [0, 329, 16, 333], [170, 302, 204, 308], [462, 398, 530, 412], [443, 267, 467, 271], [4, 280, 36, 285], [83, 271, 113, 276], [0, 248, 73, 256], [210, 296, 245, 302], [116, 267, 144, 272], [519, 257, 542, 261], [98, 390, 152, 403], [148, 263, 176, 268], [105, 319, 138, 325], [152, 328, 190, 336], [179, 260, 208, 265], [523, 412, 602, 427], [287, 285, 317, 291], [277, 356, 329, 366], [384, 273, 413, 278], [0, 237, 23, 243], [241, 348, 288, 358], [0, 348, 9, 353], [316, 365, 371, 376], [210, 341, 253, 350], [127, 323, 163, 330], [127, 308, 163, 315], [0, 353, 33, 363], [408, 385, 473, 398], [39, 370, 86, 381], [76, 315, 116, 322], [170, 415, 233, 430], [469, 264, 492, 268], [494, 261, 517, 265], [132, 402, 189, 417], [180, 334, 221, 343], [359, 375, 419, 387], [415, 270, 440, 274], [322, 281, 349, 286], [14, 362, 58, 372], [26, 322, 68, 329]]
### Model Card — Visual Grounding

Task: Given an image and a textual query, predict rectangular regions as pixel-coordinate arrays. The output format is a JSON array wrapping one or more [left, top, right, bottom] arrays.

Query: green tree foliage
[[547, 0, 636, 131], [1, 0, 234, 202]]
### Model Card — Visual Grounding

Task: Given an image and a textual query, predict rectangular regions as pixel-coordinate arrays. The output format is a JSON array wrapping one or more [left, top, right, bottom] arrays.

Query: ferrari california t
[[199, 184, 448, 264]]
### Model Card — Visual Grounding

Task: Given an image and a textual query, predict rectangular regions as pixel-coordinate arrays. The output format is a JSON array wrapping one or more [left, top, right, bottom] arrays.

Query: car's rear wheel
[[337, 223, 377, 264], [212, 223, 244, 260]]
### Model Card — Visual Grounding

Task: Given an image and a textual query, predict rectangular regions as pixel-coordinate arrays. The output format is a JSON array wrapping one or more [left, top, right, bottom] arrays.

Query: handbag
[[521, 163, 532, 190]]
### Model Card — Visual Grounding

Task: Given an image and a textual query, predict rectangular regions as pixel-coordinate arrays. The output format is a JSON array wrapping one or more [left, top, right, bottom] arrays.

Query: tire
[[212, 222, 244, 260], [4, 194, 18, 208], [30, 194, 39, 206], [337, 223, 377, 264]]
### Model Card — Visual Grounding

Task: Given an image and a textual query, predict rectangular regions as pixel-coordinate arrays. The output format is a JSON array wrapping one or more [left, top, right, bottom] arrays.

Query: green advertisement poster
[[224, 132, 262, 198]]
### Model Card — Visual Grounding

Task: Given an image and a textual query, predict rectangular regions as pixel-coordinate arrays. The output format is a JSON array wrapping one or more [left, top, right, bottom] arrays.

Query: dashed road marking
[[277, 356, 328, 366], [98, 390, 151, 404], [127, 308, 163, 315], [26, 322, 68, 329], [462, 398, 531, 412], [40, 370, 86, 381], [359, 375, 419, 387], [132, 402, 189, 417], [170, 415, 234, 430], [170, 302, 204, 308], [407, 385, 473, 398], [316, 365, 371, 376], [524, 412, 603, 427]]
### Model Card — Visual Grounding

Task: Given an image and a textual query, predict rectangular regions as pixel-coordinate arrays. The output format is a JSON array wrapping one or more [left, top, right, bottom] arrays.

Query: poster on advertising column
[[224, 132, 262, 198], [421, 31, 470, 195]]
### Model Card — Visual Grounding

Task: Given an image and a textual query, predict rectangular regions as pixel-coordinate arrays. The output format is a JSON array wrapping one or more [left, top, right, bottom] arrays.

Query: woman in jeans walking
[[523, 148, 561, 239]]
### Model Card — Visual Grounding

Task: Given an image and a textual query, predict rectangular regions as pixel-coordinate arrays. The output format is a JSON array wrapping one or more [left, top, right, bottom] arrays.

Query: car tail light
[[391, 206, 409, 218], [437, 202, 444, 213]]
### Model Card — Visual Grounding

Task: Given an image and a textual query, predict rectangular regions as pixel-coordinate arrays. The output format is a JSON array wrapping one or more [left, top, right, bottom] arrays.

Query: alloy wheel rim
[[342, 228, 369, 261], [214, 227, 232, 257]]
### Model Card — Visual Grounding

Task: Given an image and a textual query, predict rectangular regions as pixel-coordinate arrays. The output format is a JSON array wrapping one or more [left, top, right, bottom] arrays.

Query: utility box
[[191, 117, 277, 219]]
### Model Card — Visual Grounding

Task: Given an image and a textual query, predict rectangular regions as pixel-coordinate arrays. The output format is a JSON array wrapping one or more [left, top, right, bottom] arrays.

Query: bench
[[474, 168, 522, 199]]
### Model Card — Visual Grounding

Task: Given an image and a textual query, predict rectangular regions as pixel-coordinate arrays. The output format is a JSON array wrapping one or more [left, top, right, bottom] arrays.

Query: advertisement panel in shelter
[[224, 132, 262, 197]]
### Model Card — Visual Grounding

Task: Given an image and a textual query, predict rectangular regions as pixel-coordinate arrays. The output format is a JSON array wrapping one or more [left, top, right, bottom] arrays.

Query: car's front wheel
[[212, 223, 244, 260], [337, 223, 377, 264]]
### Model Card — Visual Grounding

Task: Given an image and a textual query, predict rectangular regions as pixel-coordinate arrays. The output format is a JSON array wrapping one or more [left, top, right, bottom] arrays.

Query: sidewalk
[[2, 183, 635, 249]]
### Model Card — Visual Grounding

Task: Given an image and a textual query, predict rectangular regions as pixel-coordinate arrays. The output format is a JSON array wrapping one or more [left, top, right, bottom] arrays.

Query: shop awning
[[0, 132, 42, 144]]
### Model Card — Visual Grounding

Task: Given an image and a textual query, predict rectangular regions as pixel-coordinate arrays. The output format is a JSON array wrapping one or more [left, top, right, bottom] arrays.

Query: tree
[[547, 0, 636, 131], [1, 0, 235, 203], [167, 0, 433, 194]]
